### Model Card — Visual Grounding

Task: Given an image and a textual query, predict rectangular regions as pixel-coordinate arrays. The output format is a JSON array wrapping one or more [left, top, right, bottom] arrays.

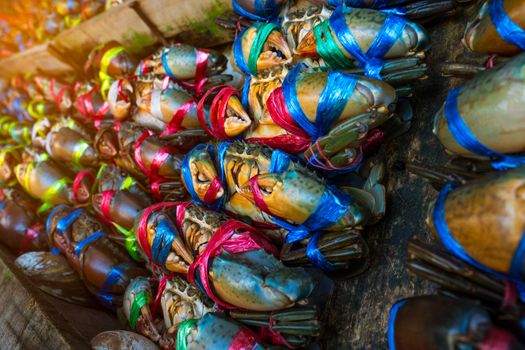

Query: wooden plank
[[0, 245, 121, 349], [51, 0, 232, 70], [0, 44, 74, 79], [321, 7, 478, 349], [138, 0, 232, 46], [52, 4, 155, 65]]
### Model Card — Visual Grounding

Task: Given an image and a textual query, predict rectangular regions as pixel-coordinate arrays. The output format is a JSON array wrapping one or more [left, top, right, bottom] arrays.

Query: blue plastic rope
[[234, 27, 251, 75], [151, 214, 178, 266], [161, 50, 179, 79], [74, 231, 107, 256], [269, 149, 293, 173], [444, 87, 525, 170], [433, 183, 525, 297], [241, 75, 251, 109], [282, 64, 358, 140], [271, 185, 353, 243], [56, 208, 83, 235], [96, 261, 134, 309], [46, 205, 67, 237], [182, 144, 226, 209], [306, 232, 335, 270], [101, 262, 133, 293], [232, 0, 279, 21], [489, 0, 525, 50], [387, 299, 407, 350], [49, 247, 61, 255], [329, 6, 407, 78]]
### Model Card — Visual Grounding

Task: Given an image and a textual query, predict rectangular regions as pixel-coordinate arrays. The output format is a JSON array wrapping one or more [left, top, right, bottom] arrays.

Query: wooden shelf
[[0, 43, 74, 80], [0, 0, 233, 80]]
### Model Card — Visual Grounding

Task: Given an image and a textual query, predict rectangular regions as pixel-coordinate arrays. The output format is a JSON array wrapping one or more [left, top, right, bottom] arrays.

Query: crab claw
[[123, 278, 161, 343], [211, 248, 315, 310], [73, 176, 93, 204], [92, 190, 150, 231], [238, 172, 314, 224], [183, 147, 224, 203], [258, 30, 293, 72], [295, 30, 318, 57], [224, 95, 252, 138], [94, 128, 119, 159], [108, 78, 133, 121]]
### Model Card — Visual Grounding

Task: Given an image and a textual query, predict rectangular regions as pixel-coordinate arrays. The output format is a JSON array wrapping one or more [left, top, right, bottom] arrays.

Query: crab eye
[[276, 50, 283, 58], [260, 185, 273, 196]]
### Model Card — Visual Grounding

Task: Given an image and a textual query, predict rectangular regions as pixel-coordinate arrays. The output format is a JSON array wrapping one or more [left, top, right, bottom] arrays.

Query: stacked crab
[[387, 1, 525, 349], [0, 11, 395, 349], [2, 0, 523, 349]]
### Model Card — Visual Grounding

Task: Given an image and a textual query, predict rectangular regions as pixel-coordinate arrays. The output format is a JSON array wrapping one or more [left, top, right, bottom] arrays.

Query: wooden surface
[[320, 6, 475, 350], [0, 44, 74, 80], [0, 245, 121, 350]]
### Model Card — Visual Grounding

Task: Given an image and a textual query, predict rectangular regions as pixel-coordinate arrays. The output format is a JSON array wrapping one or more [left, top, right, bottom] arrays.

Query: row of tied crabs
[[0, 0, 524, 348]]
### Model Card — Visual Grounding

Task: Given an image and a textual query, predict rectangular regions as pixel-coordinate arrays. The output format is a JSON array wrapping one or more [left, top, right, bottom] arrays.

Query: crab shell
[[249, 69, 397, 141], [95, 164, 147, 197], [238, 168, 372, 229], [0, 198, 48, 253], [434, 52, 525, 157], [428, 167, 525, 276], [134, 84, 201, 132], [89, 41, 137, 79], [45, 127, 99, 167], [123, 277, 161, 342], [155, 44, 228, 80], [92, 189, 153, 231], [296, 7, 429, 63], [179, 313, 264, 350], [463, 0, 525, 55], [390, 296, 498, 350], [47, 206, 147, 305], [233, 24, 293, 75], [15, 160, 92, 205]]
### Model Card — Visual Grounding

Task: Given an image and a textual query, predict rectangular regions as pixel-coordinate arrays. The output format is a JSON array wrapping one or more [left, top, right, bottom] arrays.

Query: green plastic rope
[[248, 22, 280, 75], [176, 319, 197, 350], [72, 142, 90, 165], [129, 290, 151, 330], [313, 19, 354, 70]]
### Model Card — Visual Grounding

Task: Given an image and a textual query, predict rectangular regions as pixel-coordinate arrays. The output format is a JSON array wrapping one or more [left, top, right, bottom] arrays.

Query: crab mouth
[[190, 161, 224, 201], [257, 31, 293, 72], [223, 96, 252, 137], [295, 30, 319, 57]]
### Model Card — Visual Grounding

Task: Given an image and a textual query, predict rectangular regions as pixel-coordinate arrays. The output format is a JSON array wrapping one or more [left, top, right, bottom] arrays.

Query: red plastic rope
[[18, 223, 43, 255], [197, 85, 239, 139], [479, 326, 515, 350], [159, 99, 196, 137], [187, 219, 279, 309], [73, 169, 95, 204]]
